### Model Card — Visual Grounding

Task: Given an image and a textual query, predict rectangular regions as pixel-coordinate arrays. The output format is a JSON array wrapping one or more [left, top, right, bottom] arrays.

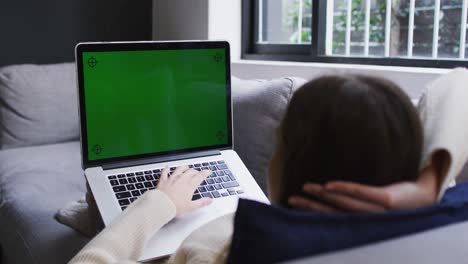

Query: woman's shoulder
[[168, 213, 235, 264]]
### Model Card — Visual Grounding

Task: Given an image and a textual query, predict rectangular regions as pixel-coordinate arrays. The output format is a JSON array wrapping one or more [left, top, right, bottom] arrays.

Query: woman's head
[[268, 75, 423, 206]]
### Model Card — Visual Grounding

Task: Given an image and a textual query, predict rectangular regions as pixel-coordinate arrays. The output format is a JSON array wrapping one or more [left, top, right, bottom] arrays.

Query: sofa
[[0, 62, 307, 263], [1, 63, 468, 264]]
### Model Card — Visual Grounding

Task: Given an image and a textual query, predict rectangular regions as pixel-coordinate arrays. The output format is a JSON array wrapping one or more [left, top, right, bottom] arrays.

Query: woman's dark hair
[[277, 75, 423, 206]]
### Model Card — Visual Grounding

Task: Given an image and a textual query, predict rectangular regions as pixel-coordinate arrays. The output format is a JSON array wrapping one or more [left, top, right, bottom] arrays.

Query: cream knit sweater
[[69, 190, 232, 264], [69, 69, 468, 264]]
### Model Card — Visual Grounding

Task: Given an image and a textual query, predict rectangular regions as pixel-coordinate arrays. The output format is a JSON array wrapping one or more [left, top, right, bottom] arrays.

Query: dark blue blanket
[[227, 182, 468, 264]]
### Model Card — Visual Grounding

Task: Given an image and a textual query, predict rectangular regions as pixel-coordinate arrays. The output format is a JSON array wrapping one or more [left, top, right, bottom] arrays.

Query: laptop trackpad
[[139, 200, 236, 262]]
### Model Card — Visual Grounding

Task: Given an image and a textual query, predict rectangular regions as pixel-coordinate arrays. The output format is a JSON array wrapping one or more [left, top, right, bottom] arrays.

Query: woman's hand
[[157, 166, 212, 216], [288, 150, 449, 213]]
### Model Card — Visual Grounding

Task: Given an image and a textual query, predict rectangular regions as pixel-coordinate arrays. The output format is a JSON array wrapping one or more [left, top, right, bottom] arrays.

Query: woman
[[70, 75, 449, 264]]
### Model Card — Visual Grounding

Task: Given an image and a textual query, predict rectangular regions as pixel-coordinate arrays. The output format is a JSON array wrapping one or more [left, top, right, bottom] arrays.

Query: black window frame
[[242, 0, 468, 69]]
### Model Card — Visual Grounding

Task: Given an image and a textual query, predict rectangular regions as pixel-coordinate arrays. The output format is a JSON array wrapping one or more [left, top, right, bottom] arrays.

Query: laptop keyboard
[[107, 160, 244, 211]]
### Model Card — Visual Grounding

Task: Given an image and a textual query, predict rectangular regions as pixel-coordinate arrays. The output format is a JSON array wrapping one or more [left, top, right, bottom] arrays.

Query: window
[[242, 0, 468, 68], [258, 0, 312, 44]]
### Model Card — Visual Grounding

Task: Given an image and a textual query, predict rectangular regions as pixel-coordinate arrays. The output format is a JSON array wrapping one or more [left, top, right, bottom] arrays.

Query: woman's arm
[[69, 190, 176, 264], [70, 166, 212, 264]]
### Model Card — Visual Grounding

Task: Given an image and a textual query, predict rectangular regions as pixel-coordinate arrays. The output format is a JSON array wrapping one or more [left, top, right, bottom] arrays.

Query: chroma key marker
[[87, 57, 98, 68], [92, 144, 103, 155]]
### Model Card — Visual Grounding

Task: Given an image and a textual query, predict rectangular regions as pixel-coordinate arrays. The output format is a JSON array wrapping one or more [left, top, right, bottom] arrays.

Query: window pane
[[328, 0, 468, 60], [439, 0, 463, 58], [332, 0, 347, 55], [349, 0, 387, 56], [258, 0, 312, 44], [413, 1, 434, 57], [464, 2, 468, 59], [390, 0, 409, 57], [369, 0, 386, 56], [350, 0, 365, 55]]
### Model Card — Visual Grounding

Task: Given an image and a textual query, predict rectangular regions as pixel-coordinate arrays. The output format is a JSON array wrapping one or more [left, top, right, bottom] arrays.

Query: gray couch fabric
[[0, 63, 79, 149], [0, 142, 88, 264], [287, 221, 468, 264]]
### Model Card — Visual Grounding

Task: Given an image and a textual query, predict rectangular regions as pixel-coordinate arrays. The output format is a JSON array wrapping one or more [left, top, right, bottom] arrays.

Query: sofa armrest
[[285, 221, 468, 264]]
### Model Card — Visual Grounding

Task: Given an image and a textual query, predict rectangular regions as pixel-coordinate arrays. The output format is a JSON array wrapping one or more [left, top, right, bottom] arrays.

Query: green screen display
[[82, 48, 228, 161]]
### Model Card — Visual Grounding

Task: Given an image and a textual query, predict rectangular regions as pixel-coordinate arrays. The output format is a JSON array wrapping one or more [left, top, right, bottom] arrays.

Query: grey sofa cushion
[[0, 141, 88, 264], [232, 76, 306, 192], [0, 63, 79, 149]]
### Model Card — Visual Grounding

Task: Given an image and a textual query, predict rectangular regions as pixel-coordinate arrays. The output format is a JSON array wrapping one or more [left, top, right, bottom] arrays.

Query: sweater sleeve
[[69, 190, 176, 264], [418, 68, 468, 200]]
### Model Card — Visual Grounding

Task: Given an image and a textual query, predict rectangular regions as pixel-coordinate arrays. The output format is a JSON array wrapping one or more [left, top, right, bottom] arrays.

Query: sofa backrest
[[0, 63, 306, 191], [1, 63, 467, 190], [232, 77, 306, 190]]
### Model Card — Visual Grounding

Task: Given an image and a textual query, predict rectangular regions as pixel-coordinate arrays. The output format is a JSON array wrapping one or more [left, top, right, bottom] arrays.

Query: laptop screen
[[77, 42, 231, 166]]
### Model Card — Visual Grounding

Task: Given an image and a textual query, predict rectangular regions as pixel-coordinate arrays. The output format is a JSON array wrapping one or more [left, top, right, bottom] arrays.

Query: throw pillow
[[0, 63, 79, 149], [232, 76, 306, 191]]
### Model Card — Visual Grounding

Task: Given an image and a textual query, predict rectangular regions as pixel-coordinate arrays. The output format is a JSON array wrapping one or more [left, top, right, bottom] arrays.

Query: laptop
[[75, 41, 269, 261]]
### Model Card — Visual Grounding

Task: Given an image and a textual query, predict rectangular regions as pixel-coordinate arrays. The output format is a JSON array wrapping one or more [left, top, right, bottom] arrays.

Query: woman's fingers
[[302, 183, 325, 195], [171, 165, 190, 178], [288, 196, 338, 212], [323, 181, 393, 208], [158, 165, 210, 190], [314, 191, 386, 212], [189, 197, 212, 210], [169, 165, 191, 184], [191, 170, 211, 187], [175, 168, 208, 189], [158, 166, 170, 187], [297, 171, 440, 213], [176, 168, 200, 182], [156, 167, 213, 216], [298, 182, 387, 212], [326, 180, 435, 210]]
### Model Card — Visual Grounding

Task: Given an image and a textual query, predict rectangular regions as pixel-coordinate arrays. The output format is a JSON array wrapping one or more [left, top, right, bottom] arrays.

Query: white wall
[[208, 0, 241, 61], [153, 0, 208, 40], [153, 0, 241, 60]]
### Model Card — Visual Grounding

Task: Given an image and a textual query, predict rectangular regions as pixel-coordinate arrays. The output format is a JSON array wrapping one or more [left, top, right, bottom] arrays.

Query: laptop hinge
[[101, 150, 221, 170]]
